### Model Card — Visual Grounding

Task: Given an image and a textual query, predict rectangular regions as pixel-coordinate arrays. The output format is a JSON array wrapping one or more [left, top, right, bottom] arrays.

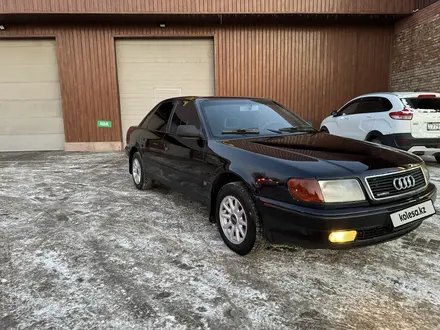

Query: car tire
[[371, 138, 382, 145], [131, 152, 154, 190], [216, 182, 268, 255], [435, 155, 440, 164], [321, 127, 329, 133]]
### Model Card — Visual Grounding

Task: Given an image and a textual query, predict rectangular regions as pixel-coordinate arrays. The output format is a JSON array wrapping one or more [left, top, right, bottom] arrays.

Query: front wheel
[[371, 138, 382, 145], [216, 182, 268, 255], [320, 127, 329, 133]]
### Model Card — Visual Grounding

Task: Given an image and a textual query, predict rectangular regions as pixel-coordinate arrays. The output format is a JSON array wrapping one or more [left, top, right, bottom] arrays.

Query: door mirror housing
[[176, 125, 203, 139], [331, 110, 338, 117]]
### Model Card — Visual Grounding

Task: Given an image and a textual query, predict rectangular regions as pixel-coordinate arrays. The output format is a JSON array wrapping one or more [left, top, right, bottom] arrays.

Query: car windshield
[[199, 99, 315, 138]]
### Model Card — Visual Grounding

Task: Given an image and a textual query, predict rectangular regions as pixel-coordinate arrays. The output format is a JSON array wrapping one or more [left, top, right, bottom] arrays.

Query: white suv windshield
[[199, 99, 314, 138]]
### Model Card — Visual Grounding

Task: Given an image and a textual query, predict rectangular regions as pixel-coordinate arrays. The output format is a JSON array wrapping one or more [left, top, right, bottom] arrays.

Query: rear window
[[403, 98, 440, 110]]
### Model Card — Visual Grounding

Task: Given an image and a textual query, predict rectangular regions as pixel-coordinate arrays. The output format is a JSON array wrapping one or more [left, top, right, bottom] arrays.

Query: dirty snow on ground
[[1, 152, 440, 329]]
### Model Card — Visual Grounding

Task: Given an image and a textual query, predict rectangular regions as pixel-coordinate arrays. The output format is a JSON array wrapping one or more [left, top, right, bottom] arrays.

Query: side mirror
[[331, 110, 338, 117], [176, 125, 203, 139]]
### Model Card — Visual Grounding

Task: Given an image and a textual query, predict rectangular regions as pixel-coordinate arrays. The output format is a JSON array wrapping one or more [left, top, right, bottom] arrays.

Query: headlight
[[318, 179, 366, 203], [288, 178, 365, 203], [421, 162, 430, 182]]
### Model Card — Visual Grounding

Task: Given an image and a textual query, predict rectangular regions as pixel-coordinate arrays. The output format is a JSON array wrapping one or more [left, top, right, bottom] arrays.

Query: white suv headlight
[[318, 179, 366, 203]]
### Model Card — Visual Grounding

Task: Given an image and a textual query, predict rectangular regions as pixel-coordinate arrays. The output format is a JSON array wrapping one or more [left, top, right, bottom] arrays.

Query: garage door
[[116, 39, 215, 140], [0, 39, 64, 151]]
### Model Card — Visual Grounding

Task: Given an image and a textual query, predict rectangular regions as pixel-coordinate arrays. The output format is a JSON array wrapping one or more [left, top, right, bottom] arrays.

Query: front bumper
[[256, 183, 437, 249], [380, 133, 440, 155]]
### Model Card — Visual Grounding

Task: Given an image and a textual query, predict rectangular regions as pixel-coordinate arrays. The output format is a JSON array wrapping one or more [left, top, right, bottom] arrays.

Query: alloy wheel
[[132, 158, 142, 184], [219, 196, 248, 244]]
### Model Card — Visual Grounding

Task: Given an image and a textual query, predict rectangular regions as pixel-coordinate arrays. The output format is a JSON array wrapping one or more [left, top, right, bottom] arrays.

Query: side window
[[146, 101, 174, 132], [356, 97, 393, 114], [339, 101, 360, 116], [140, 105, 159, 128], [379, 98, 393, 112], [169, 101, 202, 134]]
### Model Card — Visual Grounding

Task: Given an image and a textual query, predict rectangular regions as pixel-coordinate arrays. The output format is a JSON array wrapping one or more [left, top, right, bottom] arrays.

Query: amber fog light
[[329, 230, 357, 243]]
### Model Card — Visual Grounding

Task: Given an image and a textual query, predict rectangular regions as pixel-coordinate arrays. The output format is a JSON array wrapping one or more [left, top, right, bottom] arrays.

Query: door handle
[[366, 115, 374, 119]]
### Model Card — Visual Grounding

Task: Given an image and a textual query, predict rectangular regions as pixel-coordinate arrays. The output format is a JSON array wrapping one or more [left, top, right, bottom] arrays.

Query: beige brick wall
[[390, 1, 440, 92]]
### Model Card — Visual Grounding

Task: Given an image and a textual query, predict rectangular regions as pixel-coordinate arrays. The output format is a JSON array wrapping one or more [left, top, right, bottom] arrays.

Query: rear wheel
[[131, 152, 154, 190], [371, 138, 382, 145], [321, 127, 329, 133], [216, 182, 268, 255]]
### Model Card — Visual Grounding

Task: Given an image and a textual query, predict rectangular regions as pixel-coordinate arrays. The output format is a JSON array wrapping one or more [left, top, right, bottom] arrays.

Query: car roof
[[353, 92, 440, 99], [160, 96, 273, 103]]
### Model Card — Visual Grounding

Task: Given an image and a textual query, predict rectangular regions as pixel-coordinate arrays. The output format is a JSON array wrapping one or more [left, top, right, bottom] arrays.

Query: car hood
[[218, 133, 420, 177]]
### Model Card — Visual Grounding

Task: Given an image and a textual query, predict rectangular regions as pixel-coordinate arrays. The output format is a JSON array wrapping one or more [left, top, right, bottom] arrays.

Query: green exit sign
[[97, 120, 112, 128]]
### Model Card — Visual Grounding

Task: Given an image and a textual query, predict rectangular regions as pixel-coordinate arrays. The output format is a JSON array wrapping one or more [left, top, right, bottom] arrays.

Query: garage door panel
[[0, 82, 61, 100], [0, 117, 64, 135], [119, 98, 156, 114], [0, 39, 65, 151], [117, 63, 214, 81], [0, 65, 59, 83], [117, 39, 213, 49], [116, 39, 214, 142], [0, 134, 65, 152], [0, 41, 59, 65], [0, 100, 63, 118], [118, 81, 214, 95], [116, 41, 213, 63]]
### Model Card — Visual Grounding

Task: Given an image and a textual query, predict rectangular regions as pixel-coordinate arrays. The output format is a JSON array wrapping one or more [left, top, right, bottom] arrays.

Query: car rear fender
[[128, 143, 142, 174], [365, 130, 384, 142]]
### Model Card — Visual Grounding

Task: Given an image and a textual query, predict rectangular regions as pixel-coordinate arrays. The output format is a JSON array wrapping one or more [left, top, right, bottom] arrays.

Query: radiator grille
[[366, 168, 426, 200]]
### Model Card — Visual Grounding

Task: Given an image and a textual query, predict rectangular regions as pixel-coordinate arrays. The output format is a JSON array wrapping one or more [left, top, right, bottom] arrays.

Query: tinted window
[[200, 99, 314, 138], [356, 98, 392, 114], [169, 101, 201, 134], [403, 98, 440, 110], [147, 102, 174, 132], [339, 101, 360, 115]]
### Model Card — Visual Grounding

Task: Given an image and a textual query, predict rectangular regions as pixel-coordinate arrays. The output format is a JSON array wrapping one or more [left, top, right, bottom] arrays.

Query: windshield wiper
[[265, 129, 284, 134], [278, 126, 316, 133], [222, 128, 260, 135], [265, 126, 316, 134]]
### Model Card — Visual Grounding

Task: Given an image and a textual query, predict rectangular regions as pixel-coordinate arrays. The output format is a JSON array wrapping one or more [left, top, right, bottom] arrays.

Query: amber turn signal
[[328, 230, 357, 243], [288, 179, 324, 203]]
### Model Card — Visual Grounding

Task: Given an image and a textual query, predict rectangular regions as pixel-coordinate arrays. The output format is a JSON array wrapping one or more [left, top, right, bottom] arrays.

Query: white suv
[[320, 92, 440, 162]]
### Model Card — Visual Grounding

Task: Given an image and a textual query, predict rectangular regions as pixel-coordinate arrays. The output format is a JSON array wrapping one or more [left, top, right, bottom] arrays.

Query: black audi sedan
[[125, 97, 436, 255]]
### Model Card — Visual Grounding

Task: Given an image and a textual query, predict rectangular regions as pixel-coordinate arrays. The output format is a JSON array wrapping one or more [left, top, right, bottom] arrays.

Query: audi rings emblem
[[393, 175, 416, 191]]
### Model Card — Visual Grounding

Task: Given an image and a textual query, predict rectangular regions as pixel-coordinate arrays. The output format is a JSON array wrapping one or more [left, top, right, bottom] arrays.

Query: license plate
[[390, 201, 435, 228], [427, 122, 440, 131]]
